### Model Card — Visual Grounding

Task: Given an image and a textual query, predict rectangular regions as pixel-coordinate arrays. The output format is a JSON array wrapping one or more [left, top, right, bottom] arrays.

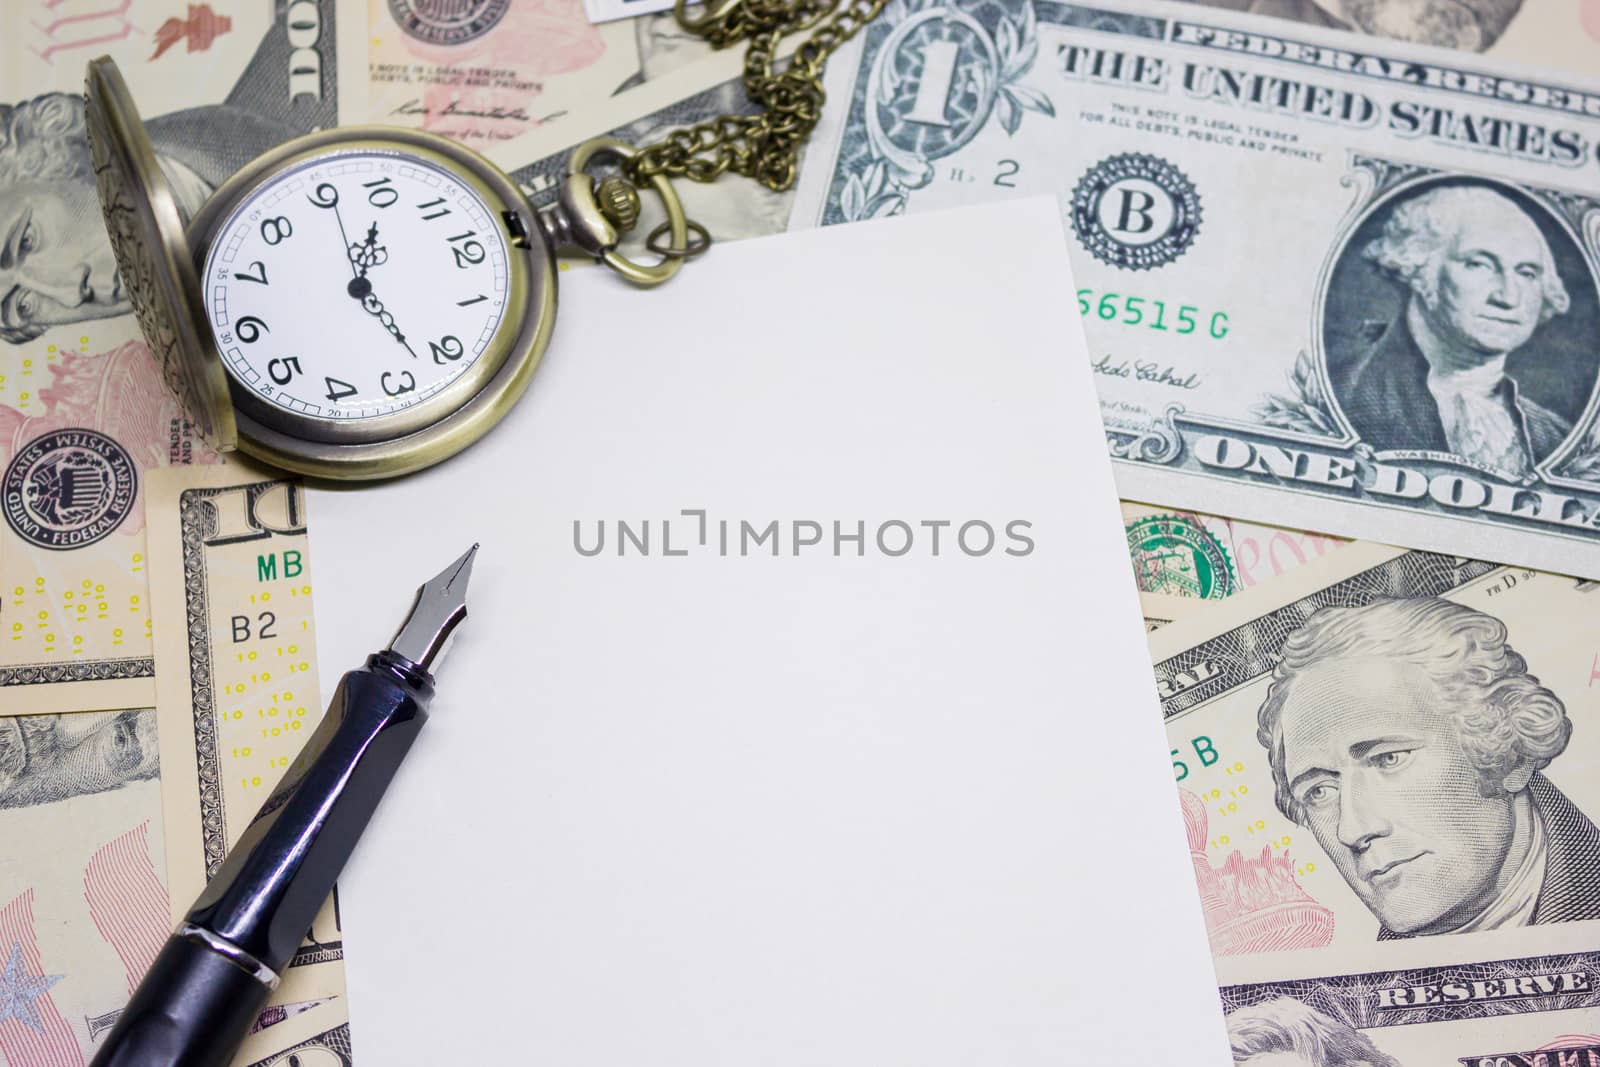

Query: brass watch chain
[[623, 0, 892, 193]]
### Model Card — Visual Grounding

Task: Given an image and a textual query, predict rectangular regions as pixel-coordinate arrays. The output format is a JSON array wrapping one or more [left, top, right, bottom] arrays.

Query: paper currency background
[[0, 1, 363, 715], [1174, 0, 1600, 70], [3, 0, 1599, 1065], [0, 3, 709, 717], [1153, 543, 1600, 1065], [0, 712, 164, 1060], [788, 0, 1600, 577], [0, 466, 349, 1064], [491, 0, 1600, 577], [145, 466, 352, 1066]]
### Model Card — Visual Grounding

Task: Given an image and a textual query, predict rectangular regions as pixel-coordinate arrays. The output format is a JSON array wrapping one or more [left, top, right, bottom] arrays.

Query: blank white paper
[[309, 198, 1230, 1065]]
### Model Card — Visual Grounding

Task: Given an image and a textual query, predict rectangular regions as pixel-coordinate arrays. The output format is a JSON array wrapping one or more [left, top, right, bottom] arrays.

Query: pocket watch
[[85, 0, 888, 481], [84, 57, 687, 481]]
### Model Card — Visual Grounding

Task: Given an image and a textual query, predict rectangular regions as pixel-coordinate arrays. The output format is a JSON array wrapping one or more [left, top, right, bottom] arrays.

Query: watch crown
[[594, 175, 642, 233]]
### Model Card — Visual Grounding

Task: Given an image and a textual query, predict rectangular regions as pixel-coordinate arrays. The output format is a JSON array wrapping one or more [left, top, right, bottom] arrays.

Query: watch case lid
[[84, 55, 237, 450]]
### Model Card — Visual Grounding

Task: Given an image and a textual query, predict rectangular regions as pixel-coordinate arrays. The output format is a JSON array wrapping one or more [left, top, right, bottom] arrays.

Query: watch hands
[[359, 290, 420, 360], [323, 195, 358, 280], [346, 223, 388, 300], [334, 218, 412, 355]]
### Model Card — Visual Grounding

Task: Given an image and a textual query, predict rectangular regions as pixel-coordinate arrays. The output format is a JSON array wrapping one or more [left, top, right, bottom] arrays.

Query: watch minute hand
[[323, 194, 357, 279], [358, 289, 419, 360]]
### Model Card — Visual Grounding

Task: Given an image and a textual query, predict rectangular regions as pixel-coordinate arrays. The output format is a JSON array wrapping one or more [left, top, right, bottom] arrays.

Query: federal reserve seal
[[3, 429, 138, 551], [388, 0, 511, 45], [1124, 513, 1234, 600], [1071, 154, 1202, 271]]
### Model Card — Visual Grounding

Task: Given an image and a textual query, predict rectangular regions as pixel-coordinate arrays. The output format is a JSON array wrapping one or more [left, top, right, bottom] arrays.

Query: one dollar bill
[[787, 0, 1600, 577]]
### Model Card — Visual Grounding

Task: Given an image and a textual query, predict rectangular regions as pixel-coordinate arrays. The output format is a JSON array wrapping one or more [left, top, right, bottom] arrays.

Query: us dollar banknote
[[367, 3, 697, 146], [1122, 500, 1346, 600], [1148, 538, 1600, 1058], [144, 461, 354, 1065], [0, 704, 351, 1064], [1219, 969, 1600, 1064], [367, 0, 742, 151], [0, 708, 167, 1061], [0, 1, 364, 715], [1124, 499, 1347, 632], [786, 0, 1600, 578], [1152, 542, 1600, 954], [1173, 0, 1600, 72]]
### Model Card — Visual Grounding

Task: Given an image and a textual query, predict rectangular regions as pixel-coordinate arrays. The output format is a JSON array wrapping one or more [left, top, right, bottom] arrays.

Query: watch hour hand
[[352, 223, 387, 277], [346, 224, 388, 300]]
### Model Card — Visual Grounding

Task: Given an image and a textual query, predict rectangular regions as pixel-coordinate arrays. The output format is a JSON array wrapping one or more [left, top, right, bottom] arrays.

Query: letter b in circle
[[1102, 179, 1172, 240], [1114, 187, 1159, 234], [1070, 154, 1202, 270]]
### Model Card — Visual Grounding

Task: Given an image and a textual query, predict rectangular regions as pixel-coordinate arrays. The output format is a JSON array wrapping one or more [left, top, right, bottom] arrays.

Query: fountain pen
[[89, 545, 478, 1067]]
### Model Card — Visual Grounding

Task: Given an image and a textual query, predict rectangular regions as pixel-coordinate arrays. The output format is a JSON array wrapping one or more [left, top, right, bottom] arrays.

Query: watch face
[[201, 148, 512, 430]]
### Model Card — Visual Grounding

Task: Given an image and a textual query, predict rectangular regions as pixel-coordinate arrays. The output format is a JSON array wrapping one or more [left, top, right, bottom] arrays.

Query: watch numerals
[[235, 316, 269, 343], [268, 356, 302, 385], [364, 177, 399, 208], [382, 370, 418, 397], [446, 230, 485, 268], [260, 216, 293, 245], [233, 260, 269, 285], [429, 335, 464, 364], [208, 154, 506, 422]]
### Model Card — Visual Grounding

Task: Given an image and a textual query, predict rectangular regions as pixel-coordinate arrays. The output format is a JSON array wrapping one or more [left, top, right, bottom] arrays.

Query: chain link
[[623, 0, 890, 192]]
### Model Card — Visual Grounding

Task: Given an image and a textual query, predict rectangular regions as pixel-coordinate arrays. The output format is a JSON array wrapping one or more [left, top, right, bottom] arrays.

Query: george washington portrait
[[1325, 184, 1595, 476], [1324, 183, 1600, 477]]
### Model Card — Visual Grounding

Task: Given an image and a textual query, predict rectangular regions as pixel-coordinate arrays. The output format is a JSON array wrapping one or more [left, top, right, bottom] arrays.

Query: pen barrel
[[87, 934, 272, 1067], [187, 650, 434, 974]]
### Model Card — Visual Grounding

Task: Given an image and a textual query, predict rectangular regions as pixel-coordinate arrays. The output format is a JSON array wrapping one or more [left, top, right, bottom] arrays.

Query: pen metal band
[[177, 923, 281, 990]]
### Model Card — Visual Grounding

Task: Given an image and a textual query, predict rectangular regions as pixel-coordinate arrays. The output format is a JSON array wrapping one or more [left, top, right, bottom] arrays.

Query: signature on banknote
[[389, 97, 552, 124]]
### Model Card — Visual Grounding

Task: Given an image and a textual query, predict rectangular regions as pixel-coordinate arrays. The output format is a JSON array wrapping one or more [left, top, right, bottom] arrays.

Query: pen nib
[[388, 544, 478, 673]]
